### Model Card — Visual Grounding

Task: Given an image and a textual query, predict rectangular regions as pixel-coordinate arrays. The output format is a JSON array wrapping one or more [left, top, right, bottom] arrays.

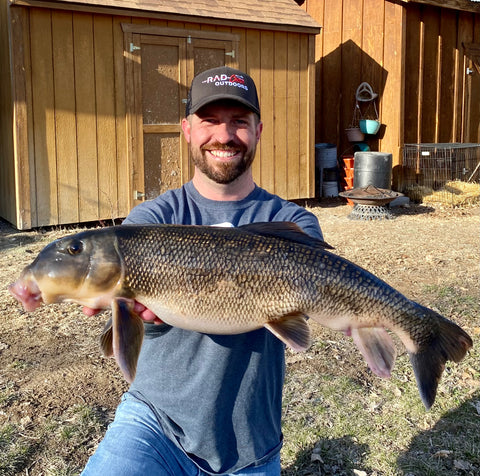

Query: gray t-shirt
[[124, 181, 322, 474]]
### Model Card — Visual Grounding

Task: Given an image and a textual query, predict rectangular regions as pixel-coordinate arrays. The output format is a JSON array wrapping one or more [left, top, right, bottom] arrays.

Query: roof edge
[[399, 0, 480, 13], [11, 0, 322, 34]]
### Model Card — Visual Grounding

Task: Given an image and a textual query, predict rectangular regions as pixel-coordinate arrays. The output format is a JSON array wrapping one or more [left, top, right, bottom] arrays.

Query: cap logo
[[202, 73, 248, 91]]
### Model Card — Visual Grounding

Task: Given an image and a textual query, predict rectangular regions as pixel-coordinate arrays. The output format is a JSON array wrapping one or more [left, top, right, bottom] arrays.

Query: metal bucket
[[353, 152, 392, 189]]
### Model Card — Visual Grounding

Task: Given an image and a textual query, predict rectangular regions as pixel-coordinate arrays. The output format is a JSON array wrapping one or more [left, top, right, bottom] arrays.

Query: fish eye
[[67, 240, 84, 255]]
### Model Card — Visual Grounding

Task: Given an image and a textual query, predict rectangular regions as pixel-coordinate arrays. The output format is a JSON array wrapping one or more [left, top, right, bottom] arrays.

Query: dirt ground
[[0, 199, 478, 474]]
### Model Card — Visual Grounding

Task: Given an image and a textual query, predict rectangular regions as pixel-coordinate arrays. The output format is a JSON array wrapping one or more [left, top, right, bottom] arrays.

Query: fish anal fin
[[112, 297, 145, 383], [100, 317, 114, 357], [351, 327, 397, 378], [265, 314, 311, 352]]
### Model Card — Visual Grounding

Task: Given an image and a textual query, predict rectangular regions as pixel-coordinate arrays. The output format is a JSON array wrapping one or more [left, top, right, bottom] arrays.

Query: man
[[82, 66, 323, 476]]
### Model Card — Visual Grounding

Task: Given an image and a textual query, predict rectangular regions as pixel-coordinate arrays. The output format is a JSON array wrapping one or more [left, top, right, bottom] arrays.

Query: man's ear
[[181, 117, 191, 143], [256, 121, 263, 144]]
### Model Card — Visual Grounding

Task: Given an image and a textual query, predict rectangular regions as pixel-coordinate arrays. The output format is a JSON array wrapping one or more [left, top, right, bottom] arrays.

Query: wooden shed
[[301, 0, 480, 188], [0, 0, 321, 230]]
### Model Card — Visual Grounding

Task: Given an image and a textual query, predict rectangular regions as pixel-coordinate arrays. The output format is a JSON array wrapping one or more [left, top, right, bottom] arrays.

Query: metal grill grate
[[402, 143, 480, 206], [348, 204, 395, 220]]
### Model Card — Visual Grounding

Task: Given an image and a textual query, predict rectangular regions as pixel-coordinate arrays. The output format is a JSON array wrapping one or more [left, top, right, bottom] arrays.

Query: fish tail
[[409, 310, 472, 410]]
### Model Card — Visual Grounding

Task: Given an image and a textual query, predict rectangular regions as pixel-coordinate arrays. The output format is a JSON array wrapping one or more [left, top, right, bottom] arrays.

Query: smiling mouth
[[209, 149, 237, 158]]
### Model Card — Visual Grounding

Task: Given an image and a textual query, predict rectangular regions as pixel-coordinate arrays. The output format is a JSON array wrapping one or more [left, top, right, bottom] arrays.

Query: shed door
[[462, 43, 480, 143], [128, 32, 238, 204]]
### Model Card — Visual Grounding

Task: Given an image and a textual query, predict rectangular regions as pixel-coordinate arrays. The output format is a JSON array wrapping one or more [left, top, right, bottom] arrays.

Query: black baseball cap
[[185, 66, 260, 118]]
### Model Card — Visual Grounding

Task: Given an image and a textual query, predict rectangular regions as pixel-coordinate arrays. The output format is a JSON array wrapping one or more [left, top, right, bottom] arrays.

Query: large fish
[[9, 223, 472, 409]]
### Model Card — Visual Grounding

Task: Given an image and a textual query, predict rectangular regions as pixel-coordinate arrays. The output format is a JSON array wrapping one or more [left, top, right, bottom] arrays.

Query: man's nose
[[213, 122, 234, 143]]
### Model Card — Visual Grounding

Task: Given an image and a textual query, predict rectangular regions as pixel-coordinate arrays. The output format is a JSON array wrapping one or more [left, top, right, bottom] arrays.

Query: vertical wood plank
[[455, 12, 473, 142], [305, 0, 325, 143], [341, 0, 363, 156], [113, 15, 129, 219], [382, 1, 405, 173], [259, 30, 275, 194], [52, 10, 78, 224], [10, 6, 33, 228], [245, 29, 262, 182], [30, 8, 58, 225], [322, 0, 343, 146], [273, 31, 288, 198], [287, 32, 300, 198], [421, 6, 440, 142], [361, 0, 384, 152], [361, 0, 384, 90], [232, 27, 247, 71], [470, 15, 480, 142], [94, 15, 118, 220], [438, 9, 457, 142], [73, 12, 98, 222], [404, 4, 422, 143], [298, 34, 310, 198]]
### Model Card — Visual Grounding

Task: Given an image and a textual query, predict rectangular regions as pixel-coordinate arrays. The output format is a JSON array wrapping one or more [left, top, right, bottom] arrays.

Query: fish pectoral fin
[[111, 297, 145, 384], [351, 327, 397, 378], [100, 317, 114, 357], [264, 314, 311, 352]]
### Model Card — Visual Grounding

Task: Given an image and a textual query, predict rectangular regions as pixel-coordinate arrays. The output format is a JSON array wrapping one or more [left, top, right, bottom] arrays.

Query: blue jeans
[[81, 393, 281, 476]]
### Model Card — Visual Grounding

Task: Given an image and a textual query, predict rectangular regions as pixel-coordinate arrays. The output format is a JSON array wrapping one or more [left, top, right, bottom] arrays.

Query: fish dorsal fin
[[239, 222, 334, 249], [264, 313, 311, 351], [351, 327, 397, 378]]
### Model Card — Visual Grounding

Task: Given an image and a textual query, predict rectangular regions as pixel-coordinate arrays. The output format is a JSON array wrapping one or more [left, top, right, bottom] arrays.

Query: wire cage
[[402, 143, 480, 206]]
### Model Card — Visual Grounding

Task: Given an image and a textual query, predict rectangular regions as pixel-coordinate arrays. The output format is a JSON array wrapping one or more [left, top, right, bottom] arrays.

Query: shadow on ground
[[397, 392, 480, 476]]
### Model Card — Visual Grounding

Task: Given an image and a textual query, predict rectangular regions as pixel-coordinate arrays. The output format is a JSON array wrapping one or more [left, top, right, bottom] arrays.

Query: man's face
[[182, 100, 262, 184]]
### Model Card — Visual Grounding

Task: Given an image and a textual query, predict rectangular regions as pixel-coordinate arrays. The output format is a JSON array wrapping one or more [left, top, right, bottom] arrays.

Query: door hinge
[[134, 190, 146, 200], [129, 43, 141, 53], [225, 50, 235, 58]]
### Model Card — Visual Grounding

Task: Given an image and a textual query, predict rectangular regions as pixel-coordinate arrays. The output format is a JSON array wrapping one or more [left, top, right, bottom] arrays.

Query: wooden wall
[[404, 2, 480, 144], [302, 0, 406, 172], [302, 0, 480, 183], [1, 4, 317, 229], [0, 1, 16, 226]]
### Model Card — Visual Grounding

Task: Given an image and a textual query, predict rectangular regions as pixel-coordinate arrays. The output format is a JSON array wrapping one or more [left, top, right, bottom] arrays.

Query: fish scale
[[9, 222, 473, 408]]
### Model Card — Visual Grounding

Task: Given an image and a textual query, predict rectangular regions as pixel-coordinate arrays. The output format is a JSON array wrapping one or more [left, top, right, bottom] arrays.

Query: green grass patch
[[0, 424, 37, 476]]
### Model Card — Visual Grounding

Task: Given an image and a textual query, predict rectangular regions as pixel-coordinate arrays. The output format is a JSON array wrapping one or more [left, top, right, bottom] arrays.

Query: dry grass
[[404, 180, 480, 207]]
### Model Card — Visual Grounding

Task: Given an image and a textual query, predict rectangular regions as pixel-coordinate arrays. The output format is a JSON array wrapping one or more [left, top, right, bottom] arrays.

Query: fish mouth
[[9, 277, 43, 312]]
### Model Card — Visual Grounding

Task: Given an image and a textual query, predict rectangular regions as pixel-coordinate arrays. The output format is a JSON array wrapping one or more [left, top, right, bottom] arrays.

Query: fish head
[[9, 229, 123, 311]]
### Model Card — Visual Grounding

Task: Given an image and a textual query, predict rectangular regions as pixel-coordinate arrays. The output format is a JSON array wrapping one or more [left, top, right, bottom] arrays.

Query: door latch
[[134, 190, 146, 200], [129, 43, 141, 53]]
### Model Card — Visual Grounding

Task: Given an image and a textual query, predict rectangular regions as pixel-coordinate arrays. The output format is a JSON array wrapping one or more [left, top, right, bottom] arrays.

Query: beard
[[190, 141, 256, 184]]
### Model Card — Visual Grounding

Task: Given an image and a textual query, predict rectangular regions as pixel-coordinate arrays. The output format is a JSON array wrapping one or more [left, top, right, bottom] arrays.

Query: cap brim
[[188, 94, 261, 117]]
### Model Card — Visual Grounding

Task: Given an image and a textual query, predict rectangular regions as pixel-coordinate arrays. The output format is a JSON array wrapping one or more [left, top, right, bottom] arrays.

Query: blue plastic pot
[[359, 119, 381, 135]]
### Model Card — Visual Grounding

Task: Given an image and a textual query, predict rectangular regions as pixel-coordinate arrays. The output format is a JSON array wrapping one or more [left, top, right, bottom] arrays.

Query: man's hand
[[82, 301, 164, 325]]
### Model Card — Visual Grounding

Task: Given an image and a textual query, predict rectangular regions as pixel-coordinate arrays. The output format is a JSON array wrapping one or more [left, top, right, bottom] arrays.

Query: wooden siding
[[302, 0, 480, 188], [3, 4, 318, 229], [0, 3, 19, 226], [303, 0, 406, 173], [404, 2, 480, 143]]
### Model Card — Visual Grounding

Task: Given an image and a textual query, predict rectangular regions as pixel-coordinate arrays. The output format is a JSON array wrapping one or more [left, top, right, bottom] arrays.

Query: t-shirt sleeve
[[122, 200, 172, 225]]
